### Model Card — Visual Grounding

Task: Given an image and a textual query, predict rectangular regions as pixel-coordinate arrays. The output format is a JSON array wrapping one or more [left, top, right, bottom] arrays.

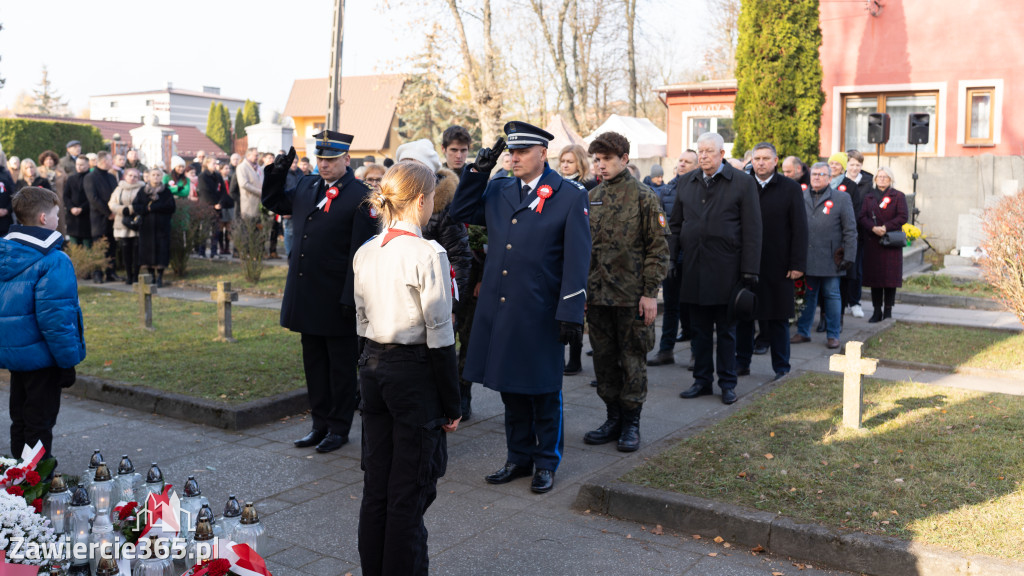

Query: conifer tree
[[206, 101, 231, 153], [732, 0, 824, 163], [234, 108, 245, 138], [242, 100, 260, 128]]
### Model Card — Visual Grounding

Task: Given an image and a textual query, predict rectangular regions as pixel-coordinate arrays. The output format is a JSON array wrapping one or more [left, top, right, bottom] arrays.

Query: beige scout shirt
[[353, 220, 456, 349]]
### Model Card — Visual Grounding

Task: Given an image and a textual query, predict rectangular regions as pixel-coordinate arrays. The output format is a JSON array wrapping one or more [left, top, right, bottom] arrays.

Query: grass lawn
[[77, 286, 303, 403], [624, 373, 1024, 559], [901, 274, 998, 300], [170, 258, 288, 296], [864, 322, 1024, 371]]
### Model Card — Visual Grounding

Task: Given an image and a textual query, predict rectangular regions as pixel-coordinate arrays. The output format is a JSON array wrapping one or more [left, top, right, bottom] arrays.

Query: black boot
[[617, 406, 642, 452], [564, 340, 582, 375], [882, 306, 892, 320], [156, 269, 164, 288], [868, 309, 883, 323], [459, 383, 473, 421], [583, 402, 621, 445]]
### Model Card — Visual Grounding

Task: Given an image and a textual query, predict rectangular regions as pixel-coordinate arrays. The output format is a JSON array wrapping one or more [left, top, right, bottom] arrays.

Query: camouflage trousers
[[587, 305, 656, 410]]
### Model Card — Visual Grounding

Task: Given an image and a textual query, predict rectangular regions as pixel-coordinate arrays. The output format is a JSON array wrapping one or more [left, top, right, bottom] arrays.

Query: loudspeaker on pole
[[867, 113, 891, 144], [908, 113, 930, 145]]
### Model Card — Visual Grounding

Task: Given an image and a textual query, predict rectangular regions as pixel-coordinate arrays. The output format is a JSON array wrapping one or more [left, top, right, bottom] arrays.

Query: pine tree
[[242, 100, 260, 128], [219, 103, 231, 150], [234, 108, 245, 138], [31, 66, 69, 116], [206, 101, 231, 153], [732, 0, 824, 163]]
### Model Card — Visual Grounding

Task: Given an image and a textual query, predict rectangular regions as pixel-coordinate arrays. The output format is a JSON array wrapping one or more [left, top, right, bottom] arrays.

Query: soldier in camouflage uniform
[[583, 131, 670, 452]]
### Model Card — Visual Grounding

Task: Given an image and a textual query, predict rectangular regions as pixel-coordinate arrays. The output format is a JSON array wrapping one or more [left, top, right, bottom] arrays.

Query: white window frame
[[831, 82, 946, 156], [679, 109, 735, 157], [956, 79, 1003, 147]]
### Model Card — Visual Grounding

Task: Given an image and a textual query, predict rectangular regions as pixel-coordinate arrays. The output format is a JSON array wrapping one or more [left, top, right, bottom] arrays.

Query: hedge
[[0, 119, 105, 160]]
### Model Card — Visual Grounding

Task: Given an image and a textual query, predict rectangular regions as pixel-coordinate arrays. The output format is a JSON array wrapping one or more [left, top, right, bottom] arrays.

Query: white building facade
[[89, 85, 248, 133]]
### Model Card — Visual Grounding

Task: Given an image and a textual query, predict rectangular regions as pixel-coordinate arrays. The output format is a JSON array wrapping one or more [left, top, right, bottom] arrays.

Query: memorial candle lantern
[[68, 487, 95, 570], [219, 495, 242, 536], [89, 462, 115, 517], [229, 502, 266, 555], [196, 504, 224, 539], [115, 455, 145, 503], [185, 518, 216, 568], [89, 513, 121, 576], [179, 476, 209, 533], [44, 473, 72, 534], [81, 449, 104, 491], [96, 555, 120, 576], [143, 463, 164, 498], [132, 536, 176, 576]]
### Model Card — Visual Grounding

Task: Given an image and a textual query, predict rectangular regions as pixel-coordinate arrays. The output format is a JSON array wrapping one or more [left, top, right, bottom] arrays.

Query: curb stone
[[574, 478, 1024, 576], [896, 291, 1005, 311], [63, 374, 308, 430]]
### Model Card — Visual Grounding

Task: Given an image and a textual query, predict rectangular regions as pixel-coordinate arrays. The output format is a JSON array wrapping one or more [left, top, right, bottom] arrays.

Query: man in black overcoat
[[63, 157, 92, 246], [735, 143, 807, 380], [84, 151, 119, 282], [262, 131, 377, 453], [668, 132, 762, 405]]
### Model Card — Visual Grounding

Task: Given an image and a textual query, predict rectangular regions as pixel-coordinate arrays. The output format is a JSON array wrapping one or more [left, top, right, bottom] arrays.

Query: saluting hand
[[469, 137, 507, 173]]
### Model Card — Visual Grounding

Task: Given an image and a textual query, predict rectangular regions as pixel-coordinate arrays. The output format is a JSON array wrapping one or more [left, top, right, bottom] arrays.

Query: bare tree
[[529, 0, 581, 132], [623, 0, 638, 116], [443, 0, 504, 144], [702, 0, 742, 79]]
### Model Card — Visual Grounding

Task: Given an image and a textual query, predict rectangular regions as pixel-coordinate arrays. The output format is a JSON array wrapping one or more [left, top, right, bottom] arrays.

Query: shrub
[[0, 119, 105, 159], [980, 191, 1024, 324], [65, 238, 109, 279], [169, 198, 215, 277], [233, 215, 271, 283]]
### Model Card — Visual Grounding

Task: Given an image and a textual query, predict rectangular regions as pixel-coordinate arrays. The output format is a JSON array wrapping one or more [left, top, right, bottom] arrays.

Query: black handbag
[[122, 214, 142, 231], [880, 230, 907, 248]]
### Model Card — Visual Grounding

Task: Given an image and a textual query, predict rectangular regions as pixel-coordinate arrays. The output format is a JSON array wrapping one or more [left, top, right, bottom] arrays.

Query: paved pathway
[[10, 289, 1021, 574]]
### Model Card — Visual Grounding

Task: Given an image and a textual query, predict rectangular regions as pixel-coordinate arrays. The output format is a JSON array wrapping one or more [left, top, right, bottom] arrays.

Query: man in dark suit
[[735, 143, 807, 380], [669, 132, 762, 405], [63, 157, 92, 247], [450, 121, 591, 494], [84, 151, 119, 282], [262, 131, 377, 453]]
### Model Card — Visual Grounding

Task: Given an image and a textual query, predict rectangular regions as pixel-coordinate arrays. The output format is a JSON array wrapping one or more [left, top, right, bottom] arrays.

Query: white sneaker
[[851, 304, 865, 318]]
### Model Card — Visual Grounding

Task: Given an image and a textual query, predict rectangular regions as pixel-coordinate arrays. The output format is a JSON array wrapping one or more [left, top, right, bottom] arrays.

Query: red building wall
[[819, 1, 1023, 157]]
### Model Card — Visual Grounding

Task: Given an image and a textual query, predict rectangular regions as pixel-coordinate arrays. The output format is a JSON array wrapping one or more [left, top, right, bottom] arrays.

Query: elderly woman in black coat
[[133, 168, 176, 287], [858, 167, 909, 323]]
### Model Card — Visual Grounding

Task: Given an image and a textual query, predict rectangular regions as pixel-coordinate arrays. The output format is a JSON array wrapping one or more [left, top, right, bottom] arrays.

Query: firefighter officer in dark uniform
[[262, 131, 377, 453], [450, 121, 591, 494]]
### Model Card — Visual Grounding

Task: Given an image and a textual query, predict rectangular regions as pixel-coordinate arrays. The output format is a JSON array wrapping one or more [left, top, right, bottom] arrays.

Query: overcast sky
[[0, 1, 708, 118]]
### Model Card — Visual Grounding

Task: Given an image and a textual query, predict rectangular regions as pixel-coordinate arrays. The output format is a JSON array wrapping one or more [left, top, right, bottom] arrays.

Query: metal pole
[[325, 0, 346, 131], [911, 143, 919, 225]]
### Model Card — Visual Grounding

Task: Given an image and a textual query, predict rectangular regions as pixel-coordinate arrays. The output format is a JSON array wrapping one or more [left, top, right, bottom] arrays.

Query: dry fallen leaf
[[737, 471, 747, 478], [751, 545, 765, 553], [772, 572, 784, 576], [626, 534, 632, 539], [103, 360, 113, 366], [894, 478, 904, 483], [652, 525, 664, 535], [713, 536, 724, 543], [692, 534, 702, 540], [708, 553, 718, 557], [723, 543, 732, 548], [770, 431, 775, 437], [765, 453, 774, 460]]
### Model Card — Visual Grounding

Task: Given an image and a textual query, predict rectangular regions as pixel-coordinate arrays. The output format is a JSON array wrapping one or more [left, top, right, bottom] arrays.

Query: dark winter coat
[[63, 171, 91, 238], [802, 186, 857, 277], [858, 187, 908, 288], [0, 167, 15, 236], [14, 176, 52, 193], [84, 168, 118, 238], [262, 166, 377, 337], [133, 185, 176, 268], [667, 162, 762, 306], [449, 167, 591, 395], [58, 155, 78, 177], [422, 168, 471, 307], [197, 169, 226, 208], [751, 174, 808, 320], [0, 225, 86, 371]]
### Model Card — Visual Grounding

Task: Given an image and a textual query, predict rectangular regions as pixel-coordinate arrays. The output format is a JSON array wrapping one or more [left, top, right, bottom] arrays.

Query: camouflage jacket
[[587, 169, 670, 306]]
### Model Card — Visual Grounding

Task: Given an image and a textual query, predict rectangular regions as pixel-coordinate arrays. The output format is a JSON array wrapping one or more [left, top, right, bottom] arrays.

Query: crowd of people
[[0, 122, 910, 576]]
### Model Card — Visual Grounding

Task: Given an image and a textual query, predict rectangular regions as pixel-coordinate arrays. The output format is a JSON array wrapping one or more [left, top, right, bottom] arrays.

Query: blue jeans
[[796, 276, 842, 340]]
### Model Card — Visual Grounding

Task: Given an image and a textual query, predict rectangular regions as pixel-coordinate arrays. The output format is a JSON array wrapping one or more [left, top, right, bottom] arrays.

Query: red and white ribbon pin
[[316, 186, 339, 213], [823, 200, 834, 215]]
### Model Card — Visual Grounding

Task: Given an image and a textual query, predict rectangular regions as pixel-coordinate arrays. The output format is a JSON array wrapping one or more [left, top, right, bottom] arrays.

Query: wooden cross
[[210, 281, 240, 343], [135, 274, 157, 330], [828, 341, 878, 429]]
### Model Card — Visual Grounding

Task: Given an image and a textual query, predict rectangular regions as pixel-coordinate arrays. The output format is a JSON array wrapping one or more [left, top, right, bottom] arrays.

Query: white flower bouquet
[[0, 489, 58, 567]]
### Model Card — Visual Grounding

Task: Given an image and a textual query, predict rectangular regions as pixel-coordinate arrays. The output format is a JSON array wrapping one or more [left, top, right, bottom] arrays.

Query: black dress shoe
[[563, 360, 582, 375], [92, 270, 105, 284], [736, 366, 750, 376], [679, 382, 712, 399], [315, 433, 348, 453], [485, 462, 533, 484], [590, 380, 598, 388], [721, 389, 738, 405], [294, 428, 328, 448], [530, 469, 554, 493], [752, 343, 769, 355]]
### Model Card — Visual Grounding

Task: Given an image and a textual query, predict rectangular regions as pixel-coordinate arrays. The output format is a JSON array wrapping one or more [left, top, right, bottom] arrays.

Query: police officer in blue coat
[[262, 131, 377, 453], [449, 121, 591, 494]]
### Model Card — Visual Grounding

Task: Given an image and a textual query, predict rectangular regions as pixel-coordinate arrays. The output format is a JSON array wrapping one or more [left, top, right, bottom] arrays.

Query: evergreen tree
[[31, 66, 69, 115], [732, 0, 824, 163], [242, 100, 260, 128], [206, 101, 231, 153], [234, 108, 245, 138], [219, 103, 232, 149]]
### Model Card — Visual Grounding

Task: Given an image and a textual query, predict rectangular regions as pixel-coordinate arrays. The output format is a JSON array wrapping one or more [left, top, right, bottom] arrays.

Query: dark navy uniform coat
[[262, 166, 377, 337], [450, 166, 591, 395]]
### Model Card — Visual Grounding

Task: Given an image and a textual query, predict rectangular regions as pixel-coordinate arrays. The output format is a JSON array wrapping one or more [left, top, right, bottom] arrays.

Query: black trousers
[[689, 304, 737, 391], [501, 390, 563, 471], [736, 319, 791, 375], [9, 366, 71, 458], [358, 342, 446, 576], [118, 237, 138, 283], [300, 333, 359, 437]]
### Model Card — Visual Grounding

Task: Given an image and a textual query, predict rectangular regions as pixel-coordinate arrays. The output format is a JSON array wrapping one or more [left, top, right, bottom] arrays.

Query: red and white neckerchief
[[316, 186, 339, 212], [380, 228, 459, 300], [823, 199, 834, 215], [880, 196, 891, 209], [527, 184, 554, 213]]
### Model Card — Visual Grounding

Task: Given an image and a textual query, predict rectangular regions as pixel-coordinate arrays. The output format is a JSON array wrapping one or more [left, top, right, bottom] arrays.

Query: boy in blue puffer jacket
[[0, 186, 86, 459]]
